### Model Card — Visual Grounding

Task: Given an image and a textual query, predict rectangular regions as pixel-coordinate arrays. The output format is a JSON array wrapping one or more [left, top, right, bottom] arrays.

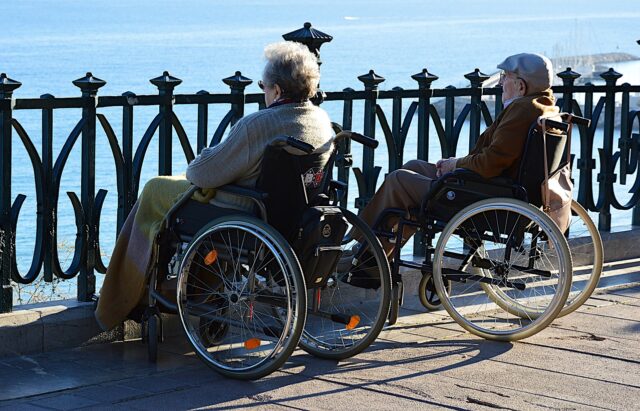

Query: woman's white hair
[[262, 41, 320, 100]]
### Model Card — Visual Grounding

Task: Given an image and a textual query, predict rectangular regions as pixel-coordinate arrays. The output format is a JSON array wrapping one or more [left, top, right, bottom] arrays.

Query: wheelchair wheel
[[418, 273, 451, 311], [433, 198, 572, 341], [482, 200, 603, 319], [299, 208, 391, 360], [176, 215, 306, 380]]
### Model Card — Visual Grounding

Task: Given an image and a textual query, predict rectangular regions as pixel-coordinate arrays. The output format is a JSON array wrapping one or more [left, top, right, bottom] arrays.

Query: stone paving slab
[[0, 286, 638, 410]]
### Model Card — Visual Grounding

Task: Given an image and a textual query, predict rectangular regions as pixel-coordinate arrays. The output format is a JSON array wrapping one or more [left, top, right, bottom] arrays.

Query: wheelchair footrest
[[508, 265, 552, 278], [308, 309, 359, 328], [442, 268, 526, 290]]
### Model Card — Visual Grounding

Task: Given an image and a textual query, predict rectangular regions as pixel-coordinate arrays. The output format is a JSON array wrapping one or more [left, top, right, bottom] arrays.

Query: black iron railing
[[0, 24, 639, 312]]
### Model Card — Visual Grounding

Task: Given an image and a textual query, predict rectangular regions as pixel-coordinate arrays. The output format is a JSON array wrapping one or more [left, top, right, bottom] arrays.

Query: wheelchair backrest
[[256, 143, 332, 241], [516, 122, 569, 207]]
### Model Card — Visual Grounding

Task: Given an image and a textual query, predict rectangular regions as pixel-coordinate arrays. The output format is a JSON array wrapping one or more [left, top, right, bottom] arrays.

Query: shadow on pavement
[[201, 333, 512, 409]]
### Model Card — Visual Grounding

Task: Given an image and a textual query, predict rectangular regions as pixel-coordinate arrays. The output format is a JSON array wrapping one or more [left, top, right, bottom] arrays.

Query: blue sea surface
[[2, 0, 640, 301]]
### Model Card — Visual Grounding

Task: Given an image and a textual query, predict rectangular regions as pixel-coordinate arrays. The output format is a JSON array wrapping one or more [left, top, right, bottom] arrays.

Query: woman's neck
[[268, 97, 307, 108]]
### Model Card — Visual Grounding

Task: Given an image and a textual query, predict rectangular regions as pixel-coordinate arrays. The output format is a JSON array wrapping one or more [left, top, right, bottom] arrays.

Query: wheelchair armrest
[[216, 184, 268, 201], [437, 168, 513, 187], [419, 168, 521, 222]]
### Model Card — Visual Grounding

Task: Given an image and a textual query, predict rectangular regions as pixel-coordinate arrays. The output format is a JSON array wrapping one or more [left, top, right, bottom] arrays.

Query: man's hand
[[436, 157, 457, 178]]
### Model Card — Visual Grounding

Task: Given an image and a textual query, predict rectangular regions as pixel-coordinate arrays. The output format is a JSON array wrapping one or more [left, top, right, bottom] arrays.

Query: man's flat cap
[[497, 53, 553, 94]]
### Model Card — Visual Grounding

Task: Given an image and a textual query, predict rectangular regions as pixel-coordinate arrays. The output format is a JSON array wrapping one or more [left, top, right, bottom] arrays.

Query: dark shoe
[[337, 243, 361, 273], [339, 248, 381, 290]]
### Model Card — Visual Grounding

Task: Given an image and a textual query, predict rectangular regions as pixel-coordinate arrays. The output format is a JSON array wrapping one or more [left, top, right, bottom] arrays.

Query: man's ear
[[274, 84, 283, 99], [518, 80, 527, 96]]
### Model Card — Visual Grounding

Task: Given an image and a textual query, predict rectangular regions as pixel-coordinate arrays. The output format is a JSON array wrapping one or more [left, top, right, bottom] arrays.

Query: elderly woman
[[95, 41, 334, 331]]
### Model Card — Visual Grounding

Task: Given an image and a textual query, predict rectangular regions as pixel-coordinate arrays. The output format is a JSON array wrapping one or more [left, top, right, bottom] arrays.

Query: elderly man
[[359, 53, 559, 253]]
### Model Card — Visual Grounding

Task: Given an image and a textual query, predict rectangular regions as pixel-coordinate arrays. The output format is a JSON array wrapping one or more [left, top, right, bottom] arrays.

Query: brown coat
[[456, 90, 558, 179]]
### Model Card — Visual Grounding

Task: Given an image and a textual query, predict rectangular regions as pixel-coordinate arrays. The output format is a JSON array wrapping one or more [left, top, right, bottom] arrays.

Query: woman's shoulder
[[240, 102, 331, 127]]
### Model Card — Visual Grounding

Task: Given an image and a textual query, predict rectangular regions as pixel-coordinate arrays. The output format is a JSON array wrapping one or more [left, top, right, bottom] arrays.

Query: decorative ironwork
[[0, 27, 639, 312]]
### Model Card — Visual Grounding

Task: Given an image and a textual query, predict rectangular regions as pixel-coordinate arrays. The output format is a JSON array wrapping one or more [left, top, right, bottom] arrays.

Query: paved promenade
[[1, 282, 639, 410]]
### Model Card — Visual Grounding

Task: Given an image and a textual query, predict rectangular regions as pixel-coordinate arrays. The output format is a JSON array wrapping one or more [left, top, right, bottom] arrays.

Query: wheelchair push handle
[[270, 135, 315, 154], [539, 114, 591, 132], [541, 119, 569, 132], [562, 114, 590, 127], [335, 130, 379, 149]]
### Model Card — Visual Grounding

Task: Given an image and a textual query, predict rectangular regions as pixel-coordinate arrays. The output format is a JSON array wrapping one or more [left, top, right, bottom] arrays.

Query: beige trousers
[[359, 160, 438, 254]]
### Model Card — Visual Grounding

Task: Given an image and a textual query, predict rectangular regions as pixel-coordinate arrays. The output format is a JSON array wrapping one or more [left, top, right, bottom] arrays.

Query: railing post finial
[[72, 72, 106, 96], [149, 71, 182, 94], [557, 67, 581, 86], [0, 73, 22, 99], [600, 67, 623, 85], [411, 68, 438, 89], [358, 69, 385, 90], [222, 71, 252, 92], [464, 68, 490, 88]]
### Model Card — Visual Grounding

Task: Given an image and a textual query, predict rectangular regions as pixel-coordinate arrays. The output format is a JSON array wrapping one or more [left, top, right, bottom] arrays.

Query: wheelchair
[[139, 133, 391, 380], [375, 113, 601, 341]]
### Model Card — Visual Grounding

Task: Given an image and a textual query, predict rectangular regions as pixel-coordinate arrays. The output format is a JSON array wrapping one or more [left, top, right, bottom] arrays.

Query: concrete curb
[[2, 227, 639, 358], [0, 300, 118, 357], [0, 298, 185, 358], [599, 227, 640, 262]]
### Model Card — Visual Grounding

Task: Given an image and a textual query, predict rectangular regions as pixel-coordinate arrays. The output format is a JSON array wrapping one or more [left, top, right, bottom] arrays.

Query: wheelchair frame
[[373, 114, 595, 340], [139, 133, 392, 379]]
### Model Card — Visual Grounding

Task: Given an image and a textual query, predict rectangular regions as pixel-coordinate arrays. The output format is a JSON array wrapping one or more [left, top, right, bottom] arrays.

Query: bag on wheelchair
[[539, 118, 573, 233], [291, 205, 348, 287], [520, 117, 574, 233]]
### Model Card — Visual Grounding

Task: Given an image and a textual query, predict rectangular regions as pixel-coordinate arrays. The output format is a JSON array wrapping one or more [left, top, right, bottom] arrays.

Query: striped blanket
[[95, 176, 214, 331]]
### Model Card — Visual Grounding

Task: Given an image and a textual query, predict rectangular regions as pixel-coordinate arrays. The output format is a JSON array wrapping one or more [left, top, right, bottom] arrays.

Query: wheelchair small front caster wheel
[[147, 315, 159, 363], [418, 273, 450, 311]]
